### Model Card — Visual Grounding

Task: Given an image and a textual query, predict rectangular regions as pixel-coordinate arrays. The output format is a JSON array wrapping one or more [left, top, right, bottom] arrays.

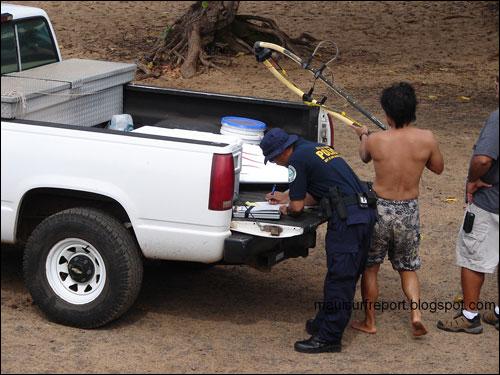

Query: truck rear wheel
[[23, 208, 143, 328]]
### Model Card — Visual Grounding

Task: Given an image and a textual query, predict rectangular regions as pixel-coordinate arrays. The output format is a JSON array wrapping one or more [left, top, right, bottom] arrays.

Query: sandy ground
[[1, 1, 499, 373]]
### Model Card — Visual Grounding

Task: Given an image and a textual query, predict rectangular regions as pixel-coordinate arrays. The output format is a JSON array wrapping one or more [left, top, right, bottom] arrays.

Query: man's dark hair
[[380, 82, 417, 128]]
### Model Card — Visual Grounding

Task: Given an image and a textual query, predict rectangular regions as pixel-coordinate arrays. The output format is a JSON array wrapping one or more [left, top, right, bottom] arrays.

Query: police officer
[[260, 128, 377, 353]]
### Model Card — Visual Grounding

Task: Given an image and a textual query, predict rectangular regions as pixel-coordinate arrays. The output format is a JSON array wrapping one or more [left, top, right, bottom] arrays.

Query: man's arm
[[467, 155, 493, 182], [359, 133, 372, 163], [426, 133, 444, 174], [349, 124, 372, 163], [282, 199, 305, 217], [466, 155, 493, 202], [278, 193, 318, 216], [465, 110, 498, 201], [266, 190, 314, 204]]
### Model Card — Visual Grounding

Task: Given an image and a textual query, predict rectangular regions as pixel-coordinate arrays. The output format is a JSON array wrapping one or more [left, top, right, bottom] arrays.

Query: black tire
[[23, 207, 143, 328]]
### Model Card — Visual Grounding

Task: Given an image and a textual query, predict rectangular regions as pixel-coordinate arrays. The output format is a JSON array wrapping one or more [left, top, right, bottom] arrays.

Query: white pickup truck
[[1, 3, 332, 328]]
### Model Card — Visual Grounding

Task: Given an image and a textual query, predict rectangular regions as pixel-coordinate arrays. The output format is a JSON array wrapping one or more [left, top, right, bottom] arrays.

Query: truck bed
[[123, 84, 321, 140]]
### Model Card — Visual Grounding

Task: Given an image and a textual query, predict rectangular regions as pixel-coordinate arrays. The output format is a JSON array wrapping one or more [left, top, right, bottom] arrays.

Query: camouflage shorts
[[366, 198, 421, 271]]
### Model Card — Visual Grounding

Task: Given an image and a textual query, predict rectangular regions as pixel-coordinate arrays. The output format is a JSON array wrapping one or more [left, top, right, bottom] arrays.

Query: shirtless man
[[349, 82, 444, 336]]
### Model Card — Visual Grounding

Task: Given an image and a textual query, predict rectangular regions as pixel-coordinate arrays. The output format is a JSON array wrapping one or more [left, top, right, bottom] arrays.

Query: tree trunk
[[181, 23, 201, 78]]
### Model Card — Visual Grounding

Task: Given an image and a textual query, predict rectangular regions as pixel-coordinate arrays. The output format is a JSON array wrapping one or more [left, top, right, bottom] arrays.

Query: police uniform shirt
[[288, 138, 371, 224], [288, 138, 364, 200]]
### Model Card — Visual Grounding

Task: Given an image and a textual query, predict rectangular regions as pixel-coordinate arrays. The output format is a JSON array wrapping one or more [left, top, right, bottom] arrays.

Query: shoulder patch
[[288, 165, 297, 183]]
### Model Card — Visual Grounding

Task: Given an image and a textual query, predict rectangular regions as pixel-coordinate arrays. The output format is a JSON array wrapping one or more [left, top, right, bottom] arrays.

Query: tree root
[[136, 61, 161, 79], [199, 52, 225, 73], [141, 1, 317, 78]]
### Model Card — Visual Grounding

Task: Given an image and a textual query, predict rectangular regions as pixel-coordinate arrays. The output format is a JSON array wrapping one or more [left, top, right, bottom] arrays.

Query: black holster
[[320, 186, 348, 220], [362, 181, 378, 208], [319, 196, 333, 220]]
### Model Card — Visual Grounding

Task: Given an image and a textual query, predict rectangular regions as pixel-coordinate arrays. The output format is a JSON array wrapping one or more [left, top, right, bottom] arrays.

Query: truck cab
[[1, 4, 61, 75]]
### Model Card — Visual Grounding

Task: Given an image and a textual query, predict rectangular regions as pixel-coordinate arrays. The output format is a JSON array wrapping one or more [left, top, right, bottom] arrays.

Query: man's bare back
[[365, 126, 444, 200]]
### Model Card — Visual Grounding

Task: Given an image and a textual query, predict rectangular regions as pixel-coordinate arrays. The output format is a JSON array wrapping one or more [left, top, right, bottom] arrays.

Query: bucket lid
[[221, 116, 266, 131]]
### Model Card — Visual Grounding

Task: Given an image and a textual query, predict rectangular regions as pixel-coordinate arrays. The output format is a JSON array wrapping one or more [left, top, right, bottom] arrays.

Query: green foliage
[[201, 1, 209, 9], [161, 26, 171, 40]]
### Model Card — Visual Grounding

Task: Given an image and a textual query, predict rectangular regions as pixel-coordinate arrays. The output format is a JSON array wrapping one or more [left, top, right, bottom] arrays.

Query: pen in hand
[[267, 184, 277, 204]]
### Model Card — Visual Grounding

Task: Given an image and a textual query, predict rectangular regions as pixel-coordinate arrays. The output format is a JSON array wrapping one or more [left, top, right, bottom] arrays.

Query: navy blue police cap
[[260, 128, 299, 164]]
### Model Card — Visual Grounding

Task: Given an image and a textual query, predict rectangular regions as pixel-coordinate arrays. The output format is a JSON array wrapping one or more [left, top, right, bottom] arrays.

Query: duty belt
[[320, 185, 377, 221], [341, 193, 376, 208]]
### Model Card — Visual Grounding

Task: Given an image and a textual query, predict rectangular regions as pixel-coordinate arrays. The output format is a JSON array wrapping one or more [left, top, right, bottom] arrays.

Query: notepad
[[233, 201, 281, 220]]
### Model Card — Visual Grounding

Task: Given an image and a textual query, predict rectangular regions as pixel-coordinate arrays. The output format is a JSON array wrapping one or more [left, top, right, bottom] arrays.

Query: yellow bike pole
[[256, 41, 387, 130], [262, 60, 362, 128]]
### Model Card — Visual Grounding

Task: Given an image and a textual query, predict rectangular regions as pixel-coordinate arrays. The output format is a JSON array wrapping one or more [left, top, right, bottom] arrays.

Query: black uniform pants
[[313, 215, 375, 343]]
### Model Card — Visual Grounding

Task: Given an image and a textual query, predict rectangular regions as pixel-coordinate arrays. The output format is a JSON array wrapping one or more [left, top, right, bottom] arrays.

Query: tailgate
[[223, 187, 327, 269]]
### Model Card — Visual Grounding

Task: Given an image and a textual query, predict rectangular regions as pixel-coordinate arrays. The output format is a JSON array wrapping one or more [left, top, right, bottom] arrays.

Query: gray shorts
[[456, 203, 499, 274], [366, 198, 421, 271]]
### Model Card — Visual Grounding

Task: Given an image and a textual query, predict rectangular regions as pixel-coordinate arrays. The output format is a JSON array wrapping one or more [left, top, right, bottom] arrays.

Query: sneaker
[[437, 311, 483, 334], [482, 309, 499, 331]]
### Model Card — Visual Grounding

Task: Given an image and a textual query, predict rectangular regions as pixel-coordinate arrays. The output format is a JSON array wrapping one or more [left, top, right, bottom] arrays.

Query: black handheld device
[[463, 209, 475, 234]]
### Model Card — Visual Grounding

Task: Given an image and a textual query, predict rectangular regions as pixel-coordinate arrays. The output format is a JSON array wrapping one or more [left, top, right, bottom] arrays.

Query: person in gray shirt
[[469, 108, 499, 214], [438, 75, 499, 333]]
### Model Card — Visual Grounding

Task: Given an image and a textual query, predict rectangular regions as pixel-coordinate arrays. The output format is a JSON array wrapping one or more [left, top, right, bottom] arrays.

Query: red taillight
[[209, 154, 235, 211]]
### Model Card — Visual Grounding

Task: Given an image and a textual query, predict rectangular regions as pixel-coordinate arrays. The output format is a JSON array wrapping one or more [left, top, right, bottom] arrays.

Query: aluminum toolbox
[[1, 59, 136, 126], [1, 76, 71, 119]]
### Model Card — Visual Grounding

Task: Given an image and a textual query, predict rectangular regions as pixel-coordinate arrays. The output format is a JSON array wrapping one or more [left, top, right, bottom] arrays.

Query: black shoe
[[305, 319, 319, 336], [294, 335, 341, 354]]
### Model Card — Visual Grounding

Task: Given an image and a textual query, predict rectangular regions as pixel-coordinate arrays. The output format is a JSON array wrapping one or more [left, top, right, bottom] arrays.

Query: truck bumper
[[223, 230, 317, 269]]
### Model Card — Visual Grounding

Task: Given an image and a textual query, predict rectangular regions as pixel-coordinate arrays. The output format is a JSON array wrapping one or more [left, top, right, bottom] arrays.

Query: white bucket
[[220, 116, 267, 145]]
